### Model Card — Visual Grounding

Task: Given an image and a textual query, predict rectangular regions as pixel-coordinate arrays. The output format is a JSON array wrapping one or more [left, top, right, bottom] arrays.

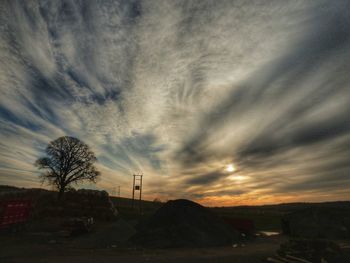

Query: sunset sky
[[1, 0, 350, 206]]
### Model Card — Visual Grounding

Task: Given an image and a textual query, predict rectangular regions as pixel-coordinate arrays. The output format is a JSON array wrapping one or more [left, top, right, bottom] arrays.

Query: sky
[[0, 0, 350, 206]]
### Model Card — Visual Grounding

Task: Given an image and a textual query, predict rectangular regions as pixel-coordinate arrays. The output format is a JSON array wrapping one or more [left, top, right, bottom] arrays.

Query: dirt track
[[0, 232, 283, 263]]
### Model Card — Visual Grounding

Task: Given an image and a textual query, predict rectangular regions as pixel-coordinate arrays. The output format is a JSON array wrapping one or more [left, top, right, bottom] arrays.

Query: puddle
[[258, 231, 280, 236]]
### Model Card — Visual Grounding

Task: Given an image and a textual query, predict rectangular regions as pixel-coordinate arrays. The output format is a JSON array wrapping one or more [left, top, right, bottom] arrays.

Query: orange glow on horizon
[[193, 191, 350, 207]]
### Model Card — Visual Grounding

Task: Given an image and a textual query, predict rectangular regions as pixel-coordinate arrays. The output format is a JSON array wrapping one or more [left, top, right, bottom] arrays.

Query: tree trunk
[[58, 185, 65, 200]]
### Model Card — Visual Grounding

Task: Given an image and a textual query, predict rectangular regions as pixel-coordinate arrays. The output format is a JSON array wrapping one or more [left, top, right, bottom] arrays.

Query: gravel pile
[[131, 199, 239, 248]]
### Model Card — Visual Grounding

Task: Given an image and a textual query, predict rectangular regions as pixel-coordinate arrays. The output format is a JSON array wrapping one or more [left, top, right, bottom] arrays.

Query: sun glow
[[228, 175, 248, 181], [226, 164, 236, 172]]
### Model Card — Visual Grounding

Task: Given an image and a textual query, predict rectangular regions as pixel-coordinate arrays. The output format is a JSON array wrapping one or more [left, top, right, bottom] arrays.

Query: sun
[[226, 164, 236, 172]]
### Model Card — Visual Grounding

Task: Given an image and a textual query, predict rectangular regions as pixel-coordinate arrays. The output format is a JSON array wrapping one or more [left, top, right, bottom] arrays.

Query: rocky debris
[[131, 199, 240, 248], [0, 188, 118, 221], [37, 189, 118, 220], [0, 185, 26, 195], [0, 188, 49, 201], [76, 189, 109, 198], [68, 218, 136, 248], [265, 239, 350, 263], [281, 208, 350, 239], [62, 217, 94, 236]]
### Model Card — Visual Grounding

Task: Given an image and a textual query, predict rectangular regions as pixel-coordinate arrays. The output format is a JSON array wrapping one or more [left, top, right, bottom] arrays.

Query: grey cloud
[[178, 1, 350, 163], [185, 170, 227, 186]]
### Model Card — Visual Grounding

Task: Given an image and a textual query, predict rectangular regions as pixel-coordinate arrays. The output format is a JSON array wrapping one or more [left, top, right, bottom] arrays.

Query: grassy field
[[210, 207, 284, 231], [110, 196, 284, 231], [110, 196, 350, 232], [2, 185, 349, 232]]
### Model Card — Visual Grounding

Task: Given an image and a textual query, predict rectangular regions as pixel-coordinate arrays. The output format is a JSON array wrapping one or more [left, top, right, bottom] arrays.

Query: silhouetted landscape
[[1, 0, 350, 262], [1, 185, 350, 262]]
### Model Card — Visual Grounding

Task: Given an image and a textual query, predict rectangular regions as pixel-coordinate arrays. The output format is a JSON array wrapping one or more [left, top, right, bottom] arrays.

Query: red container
[[0, 200, 32, 229]]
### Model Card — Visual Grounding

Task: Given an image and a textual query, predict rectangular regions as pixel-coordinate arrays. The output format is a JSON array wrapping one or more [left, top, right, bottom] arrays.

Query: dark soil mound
[[131, 199, 240, 248]]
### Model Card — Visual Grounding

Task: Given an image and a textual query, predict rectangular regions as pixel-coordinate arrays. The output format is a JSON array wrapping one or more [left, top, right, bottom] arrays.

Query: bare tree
[[35, 136, 100, 199]]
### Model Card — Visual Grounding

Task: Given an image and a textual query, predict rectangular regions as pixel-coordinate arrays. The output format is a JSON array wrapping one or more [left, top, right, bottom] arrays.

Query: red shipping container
[[0, 200, 32, 229]]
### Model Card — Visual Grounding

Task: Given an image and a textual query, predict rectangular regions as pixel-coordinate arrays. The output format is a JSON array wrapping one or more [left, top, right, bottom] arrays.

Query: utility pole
[[132, 173, 143, 213]]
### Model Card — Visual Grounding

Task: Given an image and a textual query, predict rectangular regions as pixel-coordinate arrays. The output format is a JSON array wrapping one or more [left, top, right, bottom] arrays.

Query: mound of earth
[[131, 199, 240, 248]]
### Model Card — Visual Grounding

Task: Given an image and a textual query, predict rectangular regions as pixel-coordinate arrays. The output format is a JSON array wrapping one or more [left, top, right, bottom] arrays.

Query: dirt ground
[[0, 220, 285, 263], [0, 240, 282, 263]]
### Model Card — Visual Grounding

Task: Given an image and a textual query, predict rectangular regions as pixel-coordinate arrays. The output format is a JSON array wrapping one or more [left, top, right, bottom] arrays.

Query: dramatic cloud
[[0, 0, 349, 205]]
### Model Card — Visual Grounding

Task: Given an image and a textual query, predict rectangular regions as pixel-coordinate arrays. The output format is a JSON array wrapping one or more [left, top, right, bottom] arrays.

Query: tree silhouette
[[35, 136, 100, 198]]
